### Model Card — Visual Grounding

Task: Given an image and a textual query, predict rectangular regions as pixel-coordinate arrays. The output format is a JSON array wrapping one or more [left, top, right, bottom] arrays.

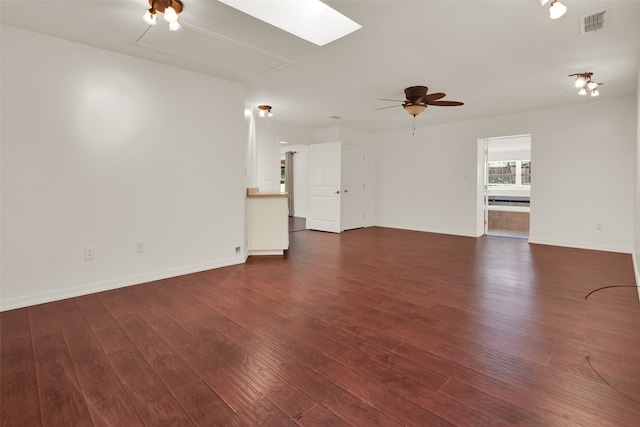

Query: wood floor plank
[[173, 380, 243, 427], [294, 403, 352, 427], [225, 276, 403, 350], [431, 342, 638, 426], [126, 284, 266, 412], [235, 397, 299, 427], [373, 390, 457, 427], [173, 278, 389, 404], [0, 309, 42, 427], [339, 343, 509, 427], [3, 227, 640, 426], [135, 281, 316, 418], [440, 377, 558, 426], [275, 358, 405, 427], [53, 298, 144, 427], [98, 292, 200, 392], [28, 304, 94, 427], [76, 295, 196, 427], [210, 280, 367, 350], [183, 280, 351, 359]]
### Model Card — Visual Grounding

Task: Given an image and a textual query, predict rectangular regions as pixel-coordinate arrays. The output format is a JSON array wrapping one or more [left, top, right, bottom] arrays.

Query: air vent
[[581, 9, 608, 35]]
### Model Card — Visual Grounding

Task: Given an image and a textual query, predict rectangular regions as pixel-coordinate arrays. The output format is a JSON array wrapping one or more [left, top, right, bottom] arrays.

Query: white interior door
[[341, 144, 366, 231], [307, 142, 342, 233]]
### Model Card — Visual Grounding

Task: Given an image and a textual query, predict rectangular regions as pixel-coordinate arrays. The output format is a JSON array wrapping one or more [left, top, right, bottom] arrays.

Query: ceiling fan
[[376, 86, 464, 117]]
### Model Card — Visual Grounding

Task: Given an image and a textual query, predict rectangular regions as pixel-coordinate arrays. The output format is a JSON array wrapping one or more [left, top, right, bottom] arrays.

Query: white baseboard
[[378, 223, 480, 238], [248, 249, 285, 256], [527, 237, 632, 254], [633, 251, 640, 302], [0, 255, 245, 312]]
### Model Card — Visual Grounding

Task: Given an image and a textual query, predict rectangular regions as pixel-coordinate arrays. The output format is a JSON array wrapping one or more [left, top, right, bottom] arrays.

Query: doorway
[[481, 135, 531, 239]]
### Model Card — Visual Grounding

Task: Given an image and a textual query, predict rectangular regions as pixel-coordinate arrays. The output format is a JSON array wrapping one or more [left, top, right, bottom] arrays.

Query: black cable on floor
[[584, 284, 640, 403], [585, 356, 639, 405], [584, 285, 640, 301]]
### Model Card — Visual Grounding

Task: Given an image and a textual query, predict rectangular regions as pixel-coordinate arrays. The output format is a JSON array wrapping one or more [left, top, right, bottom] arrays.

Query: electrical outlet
[[137, 241, 144, 253], [595, 223, 603, 231], [84, 247, 94, 261], [235, 246, 241, 254]]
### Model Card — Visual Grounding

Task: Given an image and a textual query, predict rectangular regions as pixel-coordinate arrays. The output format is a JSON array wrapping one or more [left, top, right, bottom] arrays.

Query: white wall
[[487, 135, 531, 162], [1, 26, 247, 310], [376, 96, 636, 253]]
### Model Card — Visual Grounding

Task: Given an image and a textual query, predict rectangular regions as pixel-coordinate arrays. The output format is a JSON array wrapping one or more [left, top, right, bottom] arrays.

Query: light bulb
[[587, 81, 598, 90], [540, 0, 550, 5], [590, 88, 600, 97], [169, 21, 182, 31], [574, 76, 587, 88], [549, 1, 567, 19], [403, 104, 426, 117], [267, 111, 273, 118], [259, 109, 266, 117], [578, 88, 587, 96], [164, 6, 179, 22], [143, 9, 157, 25]]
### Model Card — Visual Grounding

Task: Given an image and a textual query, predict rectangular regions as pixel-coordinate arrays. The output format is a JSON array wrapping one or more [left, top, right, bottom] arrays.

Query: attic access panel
[[136, 22, 292, 77]]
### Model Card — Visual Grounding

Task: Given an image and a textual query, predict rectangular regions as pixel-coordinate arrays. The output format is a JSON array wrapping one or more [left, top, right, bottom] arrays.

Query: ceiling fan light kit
[[258, 105, 273, 118], [569, 72, 603, 97], [404, 104, 426, 117], [142, 0, 183, 31], [377, 86, 464, 117], [541, 0, 567, 20], [376, 85, 464, 134]]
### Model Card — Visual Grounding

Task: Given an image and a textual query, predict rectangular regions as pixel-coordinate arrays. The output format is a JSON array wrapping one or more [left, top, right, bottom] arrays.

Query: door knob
[[335, 190, 340, 194], [344, 189, 349, 193]]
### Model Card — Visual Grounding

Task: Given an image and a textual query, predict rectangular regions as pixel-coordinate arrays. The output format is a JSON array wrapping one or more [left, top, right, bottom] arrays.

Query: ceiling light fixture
[[258, 105, 273, 118], [541, 0, 567, 20], [403, 104, 426, 117], [143, 0, 183, 31], [569, 72, 603, 97]]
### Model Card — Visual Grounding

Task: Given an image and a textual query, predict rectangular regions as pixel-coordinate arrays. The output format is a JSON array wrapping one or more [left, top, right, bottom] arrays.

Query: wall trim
[[0, 256, 245, 312], [378, 223, 481, 238], [527, 237, 632, 254], [633, 251, 640, 302]]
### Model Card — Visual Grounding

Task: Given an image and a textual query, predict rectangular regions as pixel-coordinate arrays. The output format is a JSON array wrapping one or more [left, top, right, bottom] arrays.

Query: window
[[488, 160, 531, 186], [521, 160, 531, 185], [488, 161, 516, 185]]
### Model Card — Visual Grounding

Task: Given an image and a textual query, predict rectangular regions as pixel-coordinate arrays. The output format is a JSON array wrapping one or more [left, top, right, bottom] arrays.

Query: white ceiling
[[2, 1, 639, 133]]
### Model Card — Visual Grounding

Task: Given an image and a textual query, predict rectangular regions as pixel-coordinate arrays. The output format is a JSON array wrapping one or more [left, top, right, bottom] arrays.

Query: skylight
[[218, 0, 362, 46]]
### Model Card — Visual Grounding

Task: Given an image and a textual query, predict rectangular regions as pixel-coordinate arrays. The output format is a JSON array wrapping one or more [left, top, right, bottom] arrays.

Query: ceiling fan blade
[[423, 92, 446, 103], [374, 104, 402, 110], [429, 100, 464, 107], [379, 98, 405, 102]]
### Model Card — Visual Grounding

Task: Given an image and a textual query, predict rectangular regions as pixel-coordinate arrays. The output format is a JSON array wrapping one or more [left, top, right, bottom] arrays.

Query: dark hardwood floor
[[2, 227, 640, 426], [288, 216, 306, 233]]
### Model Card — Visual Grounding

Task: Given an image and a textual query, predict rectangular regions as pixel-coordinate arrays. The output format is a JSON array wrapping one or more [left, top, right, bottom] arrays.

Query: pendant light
[[549, 1, 568, 19], [142, 0, 183, 31], [541, 0, 567, 20], [569, 72, 603, 97]]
